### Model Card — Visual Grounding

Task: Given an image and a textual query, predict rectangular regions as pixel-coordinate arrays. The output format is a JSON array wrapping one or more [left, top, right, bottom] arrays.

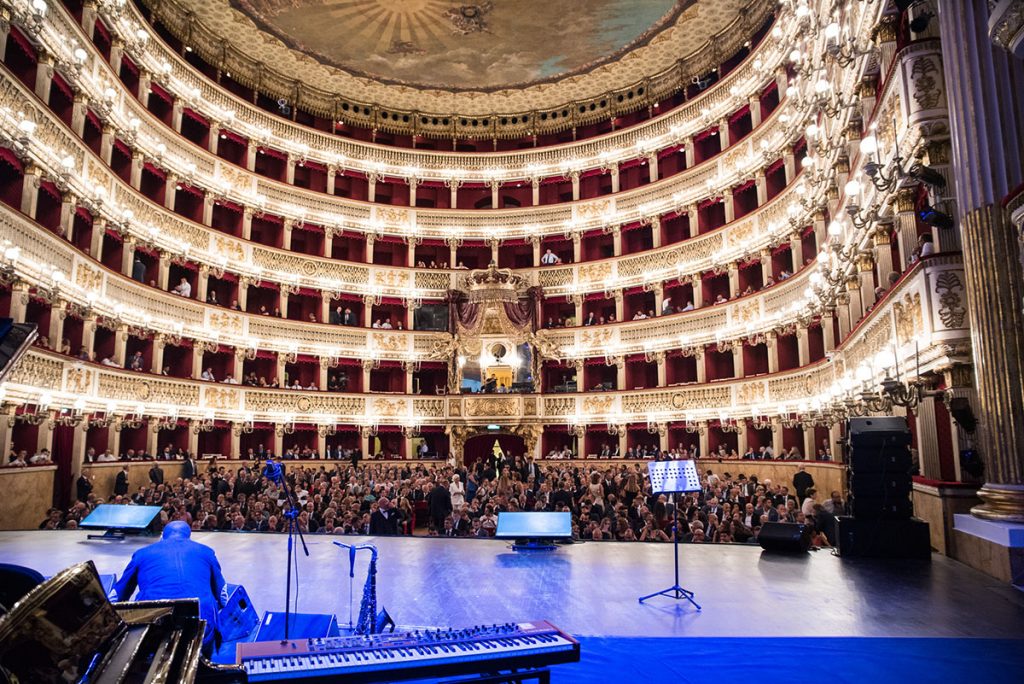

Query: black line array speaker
[[847, 417, 913, 520], [757, 522, 811, 553]]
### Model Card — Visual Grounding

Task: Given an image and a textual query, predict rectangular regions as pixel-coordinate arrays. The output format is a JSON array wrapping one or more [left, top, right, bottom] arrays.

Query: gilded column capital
[[893, 188, 917, 213]]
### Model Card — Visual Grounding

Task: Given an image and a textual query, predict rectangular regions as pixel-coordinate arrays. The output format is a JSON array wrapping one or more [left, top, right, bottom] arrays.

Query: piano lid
[[0, 561, 125, 683]]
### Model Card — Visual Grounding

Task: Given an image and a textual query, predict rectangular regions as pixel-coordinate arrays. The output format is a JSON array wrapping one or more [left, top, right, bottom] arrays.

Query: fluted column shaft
[[939, 0, 1024, 520]]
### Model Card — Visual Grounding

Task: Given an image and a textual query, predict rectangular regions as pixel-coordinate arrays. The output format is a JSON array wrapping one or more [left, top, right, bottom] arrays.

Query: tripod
[[638, 460, 701, 610], [264, 459, 310, 641], [638, 497, 700, 609]]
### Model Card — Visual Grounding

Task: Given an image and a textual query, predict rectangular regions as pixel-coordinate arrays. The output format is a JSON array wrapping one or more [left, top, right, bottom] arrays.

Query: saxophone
[[355, 544, 378, 635]]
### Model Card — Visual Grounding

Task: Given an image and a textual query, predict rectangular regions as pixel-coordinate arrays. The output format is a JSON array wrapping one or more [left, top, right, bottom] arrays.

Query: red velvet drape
[[52, 424, 74, 509]]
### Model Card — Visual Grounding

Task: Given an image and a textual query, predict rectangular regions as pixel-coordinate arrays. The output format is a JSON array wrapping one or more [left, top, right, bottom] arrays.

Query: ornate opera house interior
[[0, 0, 1023, 681]]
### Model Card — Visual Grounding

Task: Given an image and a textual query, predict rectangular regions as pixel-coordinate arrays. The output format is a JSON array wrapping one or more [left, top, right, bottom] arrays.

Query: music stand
[[638, 460, 702, 609]]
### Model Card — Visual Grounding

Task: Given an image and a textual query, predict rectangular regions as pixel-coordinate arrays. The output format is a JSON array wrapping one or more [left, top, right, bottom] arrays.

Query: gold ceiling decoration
[[138, 0, 774, 136]]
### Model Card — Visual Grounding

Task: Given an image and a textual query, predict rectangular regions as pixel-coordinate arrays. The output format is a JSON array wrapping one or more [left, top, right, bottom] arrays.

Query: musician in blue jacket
[[112, 521, 228, 650]]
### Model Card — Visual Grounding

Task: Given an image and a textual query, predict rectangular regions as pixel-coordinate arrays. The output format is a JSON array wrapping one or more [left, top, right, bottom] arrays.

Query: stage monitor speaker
[[835, 516, 931, 559], [253, 611, 340, 642], [757, 522, 811, 553], [218, 584, 259, 642]]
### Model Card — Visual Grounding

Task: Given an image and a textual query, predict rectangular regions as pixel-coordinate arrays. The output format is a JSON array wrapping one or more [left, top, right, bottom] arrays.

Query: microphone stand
[[265, 459, 309, 642]]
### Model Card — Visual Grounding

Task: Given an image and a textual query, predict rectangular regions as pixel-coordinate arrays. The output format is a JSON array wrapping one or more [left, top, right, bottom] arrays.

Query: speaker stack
[[837, 417, 931, 559]]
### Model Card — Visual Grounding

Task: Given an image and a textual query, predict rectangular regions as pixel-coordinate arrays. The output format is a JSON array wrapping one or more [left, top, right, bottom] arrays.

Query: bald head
[[162, 520, 191, 540]]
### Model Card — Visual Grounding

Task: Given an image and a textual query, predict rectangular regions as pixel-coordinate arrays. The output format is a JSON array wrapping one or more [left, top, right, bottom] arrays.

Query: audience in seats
[[36, 449, 840, 548]]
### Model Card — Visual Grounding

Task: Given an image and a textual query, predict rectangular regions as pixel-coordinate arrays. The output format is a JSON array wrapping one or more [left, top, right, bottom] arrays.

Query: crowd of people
[[40, 450, 844, 549]]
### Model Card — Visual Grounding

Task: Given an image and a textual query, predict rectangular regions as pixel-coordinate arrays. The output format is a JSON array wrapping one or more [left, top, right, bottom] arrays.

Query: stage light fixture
[[909, 11, 934, 33], [918, 205, 954, 231], [908, 162, 947, 188]]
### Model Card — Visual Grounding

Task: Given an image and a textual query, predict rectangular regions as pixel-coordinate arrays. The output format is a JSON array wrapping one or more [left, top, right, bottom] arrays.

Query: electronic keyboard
[[236, 620, 579, 682]]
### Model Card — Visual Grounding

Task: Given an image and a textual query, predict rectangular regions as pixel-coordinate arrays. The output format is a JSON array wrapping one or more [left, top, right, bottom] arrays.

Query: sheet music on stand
[[647, 460, 701, 494]]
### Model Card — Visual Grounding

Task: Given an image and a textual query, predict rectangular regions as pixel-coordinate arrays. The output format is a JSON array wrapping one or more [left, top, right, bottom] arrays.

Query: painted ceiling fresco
[[230, 0, 686, 90]]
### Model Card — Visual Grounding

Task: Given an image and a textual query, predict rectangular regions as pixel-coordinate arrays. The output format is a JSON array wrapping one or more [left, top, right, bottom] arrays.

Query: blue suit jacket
[[113, 537, 227, 646]]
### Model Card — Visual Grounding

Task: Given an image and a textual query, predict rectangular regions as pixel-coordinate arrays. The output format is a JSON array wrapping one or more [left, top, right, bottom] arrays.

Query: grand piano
[[0, 561, 245, 683]]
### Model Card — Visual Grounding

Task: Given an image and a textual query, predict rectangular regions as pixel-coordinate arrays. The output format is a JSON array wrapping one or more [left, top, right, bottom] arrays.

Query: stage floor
[[2, 531, 1023, 681]]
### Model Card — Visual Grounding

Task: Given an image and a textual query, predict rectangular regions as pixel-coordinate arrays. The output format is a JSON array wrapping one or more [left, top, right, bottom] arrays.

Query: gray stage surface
[[1, 530, 1022, 639]]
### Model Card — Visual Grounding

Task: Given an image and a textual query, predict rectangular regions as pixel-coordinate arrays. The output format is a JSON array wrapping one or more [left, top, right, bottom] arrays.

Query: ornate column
[[893, 188, 919, 270], [611, 225, 622, 257], [650, 282, 664, 316], [242, 207, 253, 241], [731, 345, 744, 378], [687, 204, 699, 238], [9, 282, 29, 323], [529, 235, 541, 266], [845, 277, 864, 326], [157, 251, 170, 291], [649, 216, 662, 249], [77, 315, 96, 361], [196, 264, 210, 303], [857, 253, 877, 309], [164, 173, 178, 211], [646, 153, 659, 182], [783, 144, 796, 185], [694, 348, 707, 383], [408, 177, 418, 207], [690, 274, 704, 309], [35, 51, 54, 103], [320, 291, 332, 323], [285, 155, 296, 185], [326, 166, 338, 195], [916, 392, 944, 480], [766, 331, 779, 373], [873, 225, 896, 286], [446, 178, 460, 208], [760, 248, 773, 284], [120, 238, 136, 279], [113, 325, 129, 366], [531, 177, 541, 206], [237, 278, 250, 311], [171, 99, 184, 133], [138, 69, 152, 108], [202, 194, 214, 226], [208, 122, 220, 155], [324, 226, 335, 259], [570, 171, 581, 201], [48, 301, 66, 346], [129, 151, 144, 190], [748, 95, 762, 127], [722, 189, 735, 225], [612, 290, 624, 323], [755, 170, 767, 206], [245, 141, 257, 171], [796, 324, 810, 366], [71, 93, 88, 138], [771, 416, 784, 455], [789, 231, 803, 271], [109, 38, 124, 74], [727, 262, 739, 298], [652, 351, 667, 387], [151, 335, 166, 374], [938, 0, 1024, 520], [20, 165, 40, 219], [821, 310, 836, 352], [282, 219, 294, 251]]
